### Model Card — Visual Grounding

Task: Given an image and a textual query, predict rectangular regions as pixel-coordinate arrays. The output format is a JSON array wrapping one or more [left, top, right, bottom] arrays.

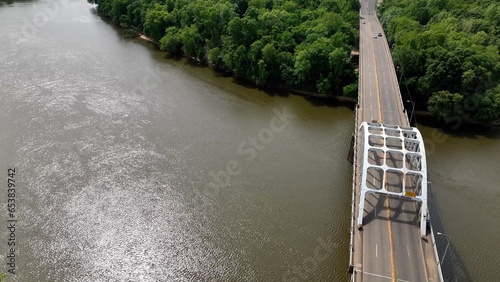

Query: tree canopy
[[380, 0, 500, 123], [89, 0, 360, 95]]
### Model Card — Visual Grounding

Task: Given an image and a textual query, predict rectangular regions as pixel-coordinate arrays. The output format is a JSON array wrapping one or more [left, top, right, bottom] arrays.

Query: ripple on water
[[17, 115, 241, 280]]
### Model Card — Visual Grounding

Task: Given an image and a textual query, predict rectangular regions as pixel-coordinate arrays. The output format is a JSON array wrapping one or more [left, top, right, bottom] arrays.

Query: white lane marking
[[376, 244, 378, 257], [361, 271, 411, 282], [407, 245, 410, 257]]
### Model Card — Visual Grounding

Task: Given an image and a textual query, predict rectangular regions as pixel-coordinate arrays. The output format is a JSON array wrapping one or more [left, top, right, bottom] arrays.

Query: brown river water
[[0, 1, 499, 281]]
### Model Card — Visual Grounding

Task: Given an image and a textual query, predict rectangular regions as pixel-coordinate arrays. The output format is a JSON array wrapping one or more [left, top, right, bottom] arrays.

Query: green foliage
[[159, 27, 182, 53], [343, 82, 358, 98], [179, 25, 204, 58], [144, 4, 172, 41], [380, 0, 500, 123], [90, 0, 359, 94], [428, 90, 463, 121], [475, 86, 500, 122]]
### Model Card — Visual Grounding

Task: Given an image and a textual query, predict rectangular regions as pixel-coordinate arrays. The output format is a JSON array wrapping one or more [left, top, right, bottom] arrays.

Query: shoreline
[[413, 111, 500, 131], [136, 34, 358, 105], [139, 34, 157, 44], [135, 34, 499, 131]]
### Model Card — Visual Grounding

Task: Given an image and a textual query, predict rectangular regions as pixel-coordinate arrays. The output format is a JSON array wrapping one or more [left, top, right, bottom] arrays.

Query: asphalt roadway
[[355, 0, 438, 281]]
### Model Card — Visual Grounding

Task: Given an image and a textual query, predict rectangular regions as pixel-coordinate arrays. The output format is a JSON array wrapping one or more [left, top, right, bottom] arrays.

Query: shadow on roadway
[[362, 194, 419, 226]]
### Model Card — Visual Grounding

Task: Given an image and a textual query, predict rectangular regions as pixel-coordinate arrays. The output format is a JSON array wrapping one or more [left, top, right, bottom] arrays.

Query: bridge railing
[[349, 46, 363, 277], [388, 48, 409, 127], [348, 97, 358, 275]]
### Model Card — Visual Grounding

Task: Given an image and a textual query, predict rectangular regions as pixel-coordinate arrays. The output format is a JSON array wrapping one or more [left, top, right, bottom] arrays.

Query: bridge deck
[[349, 0, 442, 281]]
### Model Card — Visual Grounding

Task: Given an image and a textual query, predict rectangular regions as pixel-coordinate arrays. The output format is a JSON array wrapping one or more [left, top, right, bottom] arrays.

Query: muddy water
[[0, 1, 352, 281], [0, 0, 499, 281]]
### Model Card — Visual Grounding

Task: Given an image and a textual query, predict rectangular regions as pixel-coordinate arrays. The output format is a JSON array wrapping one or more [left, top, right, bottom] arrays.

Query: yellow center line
[[384, 139, 397, 282], [369, 23, 383, 123], [387, 196, 397, 282], [369, 3, 397, 281], [381, 38, 399, 282]]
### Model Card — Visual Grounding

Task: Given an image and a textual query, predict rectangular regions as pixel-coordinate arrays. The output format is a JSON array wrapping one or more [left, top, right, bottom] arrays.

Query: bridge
[[348, 0, 444, 281]]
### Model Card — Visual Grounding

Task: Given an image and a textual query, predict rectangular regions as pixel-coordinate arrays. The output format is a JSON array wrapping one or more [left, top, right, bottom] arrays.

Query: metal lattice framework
[[357, 122, 428, 238]]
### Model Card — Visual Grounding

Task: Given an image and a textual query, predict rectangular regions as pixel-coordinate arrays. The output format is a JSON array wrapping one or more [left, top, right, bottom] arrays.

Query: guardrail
[[384, 40, 408, 127], [392, 61, 409, 127], [429, 206, 445, 282], [349, 118, 357, 280], [349, 123, 357, 274], [349, 35, 363, 278]]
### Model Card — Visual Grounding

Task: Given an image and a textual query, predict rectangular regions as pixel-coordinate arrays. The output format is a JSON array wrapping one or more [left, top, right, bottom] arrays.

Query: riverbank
[[136, 33, 358, 105], [139, 34, 156, 44], [414, 111, 500, 132], [136, 34, 498, 131]]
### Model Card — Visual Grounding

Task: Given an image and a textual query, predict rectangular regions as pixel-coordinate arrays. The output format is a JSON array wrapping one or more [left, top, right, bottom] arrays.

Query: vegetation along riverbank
[[88, 0, 361, 98], [379, 0, 500, 125], [89, 0, 500, 127]]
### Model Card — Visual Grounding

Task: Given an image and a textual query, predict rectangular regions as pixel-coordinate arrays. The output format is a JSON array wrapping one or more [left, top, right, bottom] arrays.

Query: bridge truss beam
[[357, 122, 429, 238]]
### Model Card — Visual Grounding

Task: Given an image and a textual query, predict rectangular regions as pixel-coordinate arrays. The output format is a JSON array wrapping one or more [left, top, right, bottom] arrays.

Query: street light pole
[[437, 232, 450, 265], [407, 100, 415, 125]]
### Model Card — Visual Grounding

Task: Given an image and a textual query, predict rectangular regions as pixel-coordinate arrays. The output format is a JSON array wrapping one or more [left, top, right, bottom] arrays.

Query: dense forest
[[380, 0, 500, 123], [89, 0, 500, 124], [88, 0, 360, 96]]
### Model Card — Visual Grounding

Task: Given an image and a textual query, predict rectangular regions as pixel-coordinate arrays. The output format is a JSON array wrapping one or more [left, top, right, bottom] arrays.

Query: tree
[[428, 91, 464, 121], [180, 25, 204, 58], [380, 0, 500, 123], [159, 27, 182, 54], [474, 86, 500, 122], [93, 0, 359, 97], [343, 82, 358, 98], [144, 4, 172, 41]]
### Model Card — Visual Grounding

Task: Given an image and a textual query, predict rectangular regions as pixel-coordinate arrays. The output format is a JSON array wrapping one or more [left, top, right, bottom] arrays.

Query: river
[[0, 1, 498, 281]]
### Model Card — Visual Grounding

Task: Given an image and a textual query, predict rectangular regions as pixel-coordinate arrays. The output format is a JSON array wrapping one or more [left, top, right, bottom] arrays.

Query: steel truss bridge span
[[357, 122, 428, 238]]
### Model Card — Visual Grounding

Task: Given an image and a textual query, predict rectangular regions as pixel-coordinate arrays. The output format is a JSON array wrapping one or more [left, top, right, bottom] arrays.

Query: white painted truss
[[357, 122, 429, 238]]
